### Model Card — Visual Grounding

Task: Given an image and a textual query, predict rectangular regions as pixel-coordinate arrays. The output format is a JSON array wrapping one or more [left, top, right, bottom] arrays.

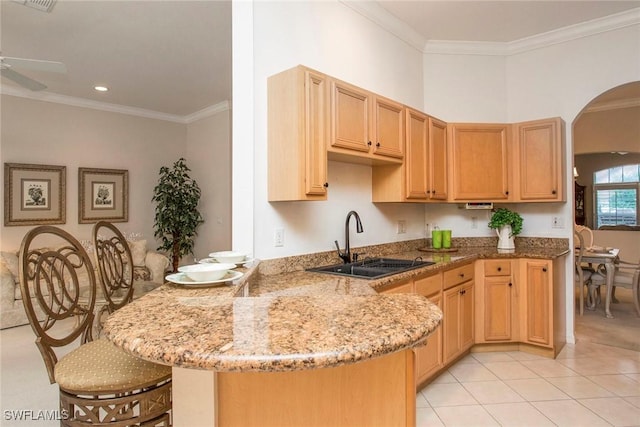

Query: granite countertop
[[102, 243, 568, 373]]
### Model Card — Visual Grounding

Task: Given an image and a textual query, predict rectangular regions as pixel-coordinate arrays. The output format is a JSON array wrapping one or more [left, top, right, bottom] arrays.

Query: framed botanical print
[[4, 163, 66, 226], [78, 168, 128, 223]]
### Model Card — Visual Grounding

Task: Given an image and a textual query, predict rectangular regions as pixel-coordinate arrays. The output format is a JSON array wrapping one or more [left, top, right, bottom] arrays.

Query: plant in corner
[[488, 207, 523, 250], [152, 158, 204, 272]]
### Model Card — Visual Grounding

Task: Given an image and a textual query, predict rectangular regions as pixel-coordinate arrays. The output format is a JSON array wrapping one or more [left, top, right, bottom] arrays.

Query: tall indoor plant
[[152, 158, 204, 272], [488, 207, 523, 250]]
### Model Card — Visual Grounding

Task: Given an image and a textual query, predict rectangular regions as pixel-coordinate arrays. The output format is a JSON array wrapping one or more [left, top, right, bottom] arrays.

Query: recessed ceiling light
[[94, 85, 109, 92]]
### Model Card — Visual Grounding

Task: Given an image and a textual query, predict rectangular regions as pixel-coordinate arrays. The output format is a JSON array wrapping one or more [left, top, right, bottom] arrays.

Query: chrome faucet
[[335, 210, 364, 264]]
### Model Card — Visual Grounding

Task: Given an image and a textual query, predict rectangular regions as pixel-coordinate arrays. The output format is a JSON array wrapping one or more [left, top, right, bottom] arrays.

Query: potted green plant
[[152, 158, 204, 272], [488, 207, 523, 250]]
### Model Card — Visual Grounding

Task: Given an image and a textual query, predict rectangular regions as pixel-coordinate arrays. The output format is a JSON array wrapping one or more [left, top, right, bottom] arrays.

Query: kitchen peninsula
[[103, 237, 568, 426]]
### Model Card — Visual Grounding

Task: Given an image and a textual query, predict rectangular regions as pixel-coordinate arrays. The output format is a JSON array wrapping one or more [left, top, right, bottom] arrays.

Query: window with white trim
[[593, 164, 639, 228]]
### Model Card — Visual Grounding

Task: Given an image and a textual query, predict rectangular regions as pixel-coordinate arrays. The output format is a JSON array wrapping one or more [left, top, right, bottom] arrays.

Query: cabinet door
[[372, 96, 404, 159], [305, 71, 329, 196], [416, 293, 442, 384], [428, 117, 448, 200], [405, 108, 429, 200], [449, 123, 510, 201], [483, 276, 513, 341], [521, 259, 552, 347], [330, 79, 371, 153], [515, 118, 564, 201], [459, 282, 474, 351], [443, 285, 461, 363]]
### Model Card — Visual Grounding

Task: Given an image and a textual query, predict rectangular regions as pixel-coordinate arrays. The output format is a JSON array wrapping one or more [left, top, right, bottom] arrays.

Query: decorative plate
[[165, 270, 243, 287]]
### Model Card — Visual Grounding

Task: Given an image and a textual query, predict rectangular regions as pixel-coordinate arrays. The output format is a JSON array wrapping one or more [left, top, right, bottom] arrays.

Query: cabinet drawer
[[484, 260, 511, 277], [443, 263, 474, 289], [415, 274, 442, 297]]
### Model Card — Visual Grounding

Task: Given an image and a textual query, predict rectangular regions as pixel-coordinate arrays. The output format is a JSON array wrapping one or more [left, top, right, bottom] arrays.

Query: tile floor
[[1, 323, 639, 426], [417, 345, 640, 426]]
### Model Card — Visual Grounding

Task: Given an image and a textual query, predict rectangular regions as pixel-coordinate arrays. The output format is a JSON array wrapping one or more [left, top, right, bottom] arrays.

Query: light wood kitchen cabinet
[[475, 259, 519, 343], [414, 274, 443, 385], [513, 117, 565, 202], [443, 263, 474, 364], [372, 111, 447, 203], [448, 123, 510, 201], [520, 259, 553, 347], [329, 78, 404, 163], [268, 66, 328, 201]]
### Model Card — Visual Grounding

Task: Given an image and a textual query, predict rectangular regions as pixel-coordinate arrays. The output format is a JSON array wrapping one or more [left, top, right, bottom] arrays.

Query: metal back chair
[[92, 221, 135, 314], [574, 230, 592, 315], [19, 226, 172, 426]]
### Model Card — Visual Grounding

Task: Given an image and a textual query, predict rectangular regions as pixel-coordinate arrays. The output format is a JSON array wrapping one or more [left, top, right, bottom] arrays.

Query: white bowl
[[177, 263, 236, 282], [209, 251, 248, 264]]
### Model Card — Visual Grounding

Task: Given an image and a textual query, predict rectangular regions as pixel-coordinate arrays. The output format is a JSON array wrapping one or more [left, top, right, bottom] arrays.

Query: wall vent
[[11, 0, 57, 13]]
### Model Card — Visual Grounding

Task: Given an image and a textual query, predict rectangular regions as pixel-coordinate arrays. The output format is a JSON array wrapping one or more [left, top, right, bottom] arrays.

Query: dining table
[[579, 247, 620, 318]]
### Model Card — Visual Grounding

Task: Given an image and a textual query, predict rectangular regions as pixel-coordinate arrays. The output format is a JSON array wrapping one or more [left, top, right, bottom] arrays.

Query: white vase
[[496, 225, 515, 250]]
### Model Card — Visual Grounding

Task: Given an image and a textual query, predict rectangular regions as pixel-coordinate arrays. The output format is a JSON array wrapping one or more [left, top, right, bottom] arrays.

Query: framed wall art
[[4, 163, 66, 226], [79, 168, 128, 223]]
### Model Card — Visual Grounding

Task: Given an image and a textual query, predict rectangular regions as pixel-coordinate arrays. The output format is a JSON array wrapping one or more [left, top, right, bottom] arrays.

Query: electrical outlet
[[274, 228, 285, 247], [552, 217, 565, 229], [471, 216, 478, 229], [397, 220, 406, 234]]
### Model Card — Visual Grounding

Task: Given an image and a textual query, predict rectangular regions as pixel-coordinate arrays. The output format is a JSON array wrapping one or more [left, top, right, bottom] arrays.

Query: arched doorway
[[572, 81, 640, 352]]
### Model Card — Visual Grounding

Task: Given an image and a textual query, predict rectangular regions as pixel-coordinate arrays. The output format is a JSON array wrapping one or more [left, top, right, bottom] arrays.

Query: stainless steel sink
[[307, 257, 435, 279]]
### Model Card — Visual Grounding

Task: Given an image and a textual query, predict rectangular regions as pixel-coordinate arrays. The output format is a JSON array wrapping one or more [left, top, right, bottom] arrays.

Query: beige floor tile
[[484, 361, 539, 380], [521, 359, 581, 378], [416, 391, 430, 408], [587, 374, 640, 397], [462, 380, 525, 404], [547, 376, 615, 399], [448, 362, 499, 382], [471, 351, 516, 363], [416, 407, 444, 427], [532, 400, 611, 426], [505, 351, 549, 361], [558, 356, 635, 375], [421, 382, 478, 407], [624, 396, 640, 409], [483, 402, 556, 427], [504, 378, 571, 401], [455, 353, 480, 365], [434, 404, 500, 426], [627, 373, 640, 382], [429, 371, 458, 384], [556, 343, 598, 359], [578, 397, 640, 426]]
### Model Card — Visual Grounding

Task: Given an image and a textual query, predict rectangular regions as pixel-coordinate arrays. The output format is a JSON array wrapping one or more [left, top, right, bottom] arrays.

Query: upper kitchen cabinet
[[372, 110, 447, 202], [448, 123, 510, 201], [268, 66, 328, 201], [513, 117, 565, 202], [329, 79, 404, 164]]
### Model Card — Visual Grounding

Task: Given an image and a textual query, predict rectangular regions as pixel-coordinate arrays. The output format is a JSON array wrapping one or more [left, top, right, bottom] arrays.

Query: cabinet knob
[[367, 141, 372, 146], [460, 289, 465, 295], [542, 267, 548, 272], [497, 267, 502, 272], [323, 182, 329, 188], [376, 142, 381, 147], [552, 190, 557, 195], [459, 273, 465, 278], [432, 190, 436, 194], [509, 282, 512, 287], [505, 190, 509, 195]]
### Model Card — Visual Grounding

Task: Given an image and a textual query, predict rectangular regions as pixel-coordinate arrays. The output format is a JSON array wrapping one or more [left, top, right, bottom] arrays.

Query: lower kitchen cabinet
[[442, 263, 474, 365], [520, 258, 553, 347], [475, 259, 518, 343], [414, 274, 443, 385]]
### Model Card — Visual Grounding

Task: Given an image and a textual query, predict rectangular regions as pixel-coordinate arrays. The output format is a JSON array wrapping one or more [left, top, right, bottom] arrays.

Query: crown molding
[[354, 4, 640, 56], [0, 84, 230, 124], [340, 1, 426, 51], [584, 97, 640, 113]]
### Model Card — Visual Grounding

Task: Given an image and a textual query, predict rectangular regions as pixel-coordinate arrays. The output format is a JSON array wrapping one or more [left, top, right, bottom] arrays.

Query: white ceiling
[[1, 0, 638, 121]]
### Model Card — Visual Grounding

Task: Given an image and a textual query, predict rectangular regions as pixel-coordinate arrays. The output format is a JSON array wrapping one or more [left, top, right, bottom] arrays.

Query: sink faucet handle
[[352, 252, 365, 262], [335, 240, 350, 264]]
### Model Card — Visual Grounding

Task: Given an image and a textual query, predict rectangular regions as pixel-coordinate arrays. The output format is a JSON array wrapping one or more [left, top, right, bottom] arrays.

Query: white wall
[[186, 108, 232, 260], [251, 0, 427, 260], [0, 95, 185, 251]]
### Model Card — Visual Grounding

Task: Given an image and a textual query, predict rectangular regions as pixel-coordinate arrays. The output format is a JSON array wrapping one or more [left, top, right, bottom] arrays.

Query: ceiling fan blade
[[1, 67, 47, 91], [2, 56, 66, 73]]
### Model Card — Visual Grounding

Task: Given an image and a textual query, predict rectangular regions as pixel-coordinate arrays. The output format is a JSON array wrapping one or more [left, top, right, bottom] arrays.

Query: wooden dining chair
[[574, 230, 592, 315], [19, 225, 172, 426]]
